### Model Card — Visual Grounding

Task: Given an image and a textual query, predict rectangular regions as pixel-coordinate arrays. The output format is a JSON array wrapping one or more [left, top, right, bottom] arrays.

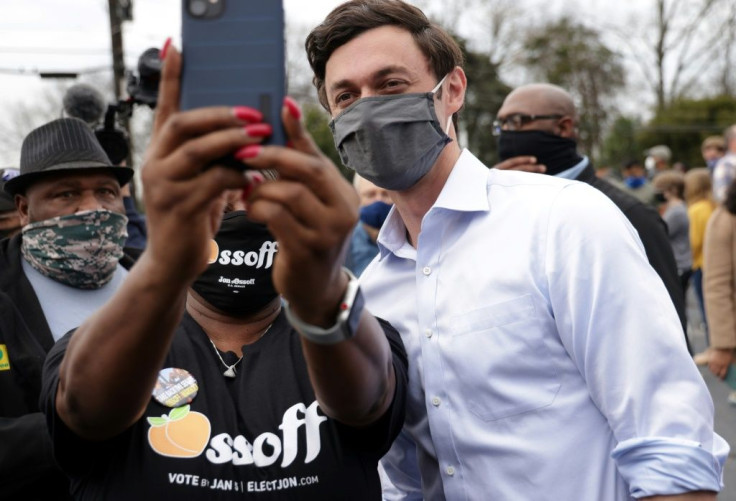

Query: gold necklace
[[208, 324, 272, 378]]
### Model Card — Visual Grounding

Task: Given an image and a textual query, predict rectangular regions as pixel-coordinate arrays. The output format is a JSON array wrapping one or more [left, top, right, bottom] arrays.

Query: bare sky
[[0, 0, 660, 165], [0, 0, 350, 164], [0, 0, 347, 104], [0, 0, 645, 105]]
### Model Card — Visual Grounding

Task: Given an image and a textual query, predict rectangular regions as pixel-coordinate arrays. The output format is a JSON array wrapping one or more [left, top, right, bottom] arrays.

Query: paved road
[[686, 289, 735, 500]]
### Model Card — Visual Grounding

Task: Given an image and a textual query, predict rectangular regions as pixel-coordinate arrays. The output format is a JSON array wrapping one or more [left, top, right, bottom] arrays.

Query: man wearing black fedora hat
[[0, 117, 140, 499]]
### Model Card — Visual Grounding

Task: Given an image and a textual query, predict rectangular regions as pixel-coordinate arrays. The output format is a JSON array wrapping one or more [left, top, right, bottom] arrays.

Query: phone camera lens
[[189, 0, 208, 17]]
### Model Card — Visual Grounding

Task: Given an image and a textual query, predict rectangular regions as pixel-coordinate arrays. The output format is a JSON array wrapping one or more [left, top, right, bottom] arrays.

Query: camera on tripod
[[63, 48, 162, 165], [98, 48, 162, 164], [126, 47, 162, 109]]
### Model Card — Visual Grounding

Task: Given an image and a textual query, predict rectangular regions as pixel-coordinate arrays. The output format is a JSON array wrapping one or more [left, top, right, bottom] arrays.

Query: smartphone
[[180, 0, 286, 169]]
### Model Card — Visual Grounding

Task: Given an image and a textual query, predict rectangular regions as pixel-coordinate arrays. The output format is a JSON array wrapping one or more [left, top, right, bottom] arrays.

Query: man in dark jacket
[[492, 83, 688, 351], [0, 117, 138, 500], [0, 168, 21, 239]]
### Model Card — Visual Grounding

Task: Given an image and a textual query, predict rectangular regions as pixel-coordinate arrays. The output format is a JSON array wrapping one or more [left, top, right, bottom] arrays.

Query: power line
[[0, 47, 110, 55], [0, 66, 116, 76]]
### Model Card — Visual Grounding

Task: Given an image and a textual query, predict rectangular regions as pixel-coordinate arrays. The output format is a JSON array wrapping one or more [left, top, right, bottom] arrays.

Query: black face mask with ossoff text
[[497, 130, 583, 176], [191, 211, 279, 317]]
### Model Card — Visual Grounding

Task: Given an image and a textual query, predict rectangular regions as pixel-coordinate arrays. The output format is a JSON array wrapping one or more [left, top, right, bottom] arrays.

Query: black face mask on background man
[[497, 130, 583, 176], [191, 211, 279, 317]]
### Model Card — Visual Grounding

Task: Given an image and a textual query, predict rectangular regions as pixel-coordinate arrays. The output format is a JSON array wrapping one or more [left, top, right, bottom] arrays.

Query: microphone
[[62, 83, 107, 126], [62, 83, 129, 165]]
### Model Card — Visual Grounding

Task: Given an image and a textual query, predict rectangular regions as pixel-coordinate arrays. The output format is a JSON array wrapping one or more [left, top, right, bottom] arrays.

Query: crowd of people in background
[[0, 0, 733, 499], [601, 130, 736, 405]]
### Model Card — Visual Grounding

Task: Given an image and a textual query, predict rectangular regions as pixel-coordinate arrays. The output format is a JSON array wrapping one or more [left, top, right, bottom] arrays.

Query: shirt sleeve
[[333, 317, 408, 457], [544, 183, 728, 497], [39, 330, 109, 478], [689, 204, 710, 268], [662, 206, 686, 239]]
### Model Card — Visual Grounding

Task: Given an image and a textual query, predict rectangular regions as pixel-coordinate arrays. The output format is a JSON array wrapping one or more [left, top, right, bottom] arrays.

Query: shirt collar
[[376, 149, 490, 259], [555, 155, 589, 180]]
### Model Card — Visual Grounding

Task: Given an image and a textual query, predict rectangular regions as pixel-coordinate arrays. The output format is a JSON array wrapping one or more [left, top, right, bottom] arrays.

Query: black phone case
[[180, 0, 286, 169]]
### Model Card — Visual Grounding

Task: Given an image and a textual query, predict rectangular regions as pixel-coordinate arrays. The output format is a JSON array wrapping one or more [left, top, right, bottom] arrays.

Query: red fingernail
[[283, 96, 301, 120], [160, 37, 172, 60], [251, 173, 264, 184], [242, 184, 253, 200], [234, 145, 261, 160], [286, 140, 294, 149], [244, 123, 272, 138], [233, 106, 263, 123]]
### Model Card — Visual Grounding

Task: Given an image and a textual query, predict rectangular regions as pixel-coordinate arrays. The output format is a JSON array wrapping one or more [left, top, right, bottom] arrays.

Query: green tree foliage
[[455, 36, 511, 167], [599, 116, 644, 171], [522, 17, 625, 162], [302, 103, 352, 181], [636, 95, 736, 167]]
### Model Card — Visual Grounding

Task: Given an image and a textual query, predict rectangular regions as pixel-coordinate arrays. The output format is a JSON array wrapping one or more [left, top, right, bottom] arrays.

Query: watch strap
[[283, 267, 364, 345]]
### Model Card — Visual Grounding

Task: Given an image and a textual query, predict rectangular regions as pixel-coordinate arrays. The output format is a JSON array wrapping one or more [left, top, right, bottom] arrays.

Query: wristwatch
[[283, 267, 365, 345]]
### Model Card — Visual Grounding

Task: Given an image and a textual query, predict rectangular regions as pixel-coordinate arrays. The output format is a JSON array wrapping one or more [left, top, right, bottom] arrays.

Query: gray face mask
[[329, 75, 452, 191]]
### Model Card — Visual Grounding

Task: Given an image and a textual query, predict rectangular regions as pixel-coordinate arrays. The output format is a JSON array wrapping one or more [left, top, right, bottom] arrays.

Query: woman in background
[[703, 178, 736, 405], [684, 168, 716, 365], [653, 170, 693, 308]]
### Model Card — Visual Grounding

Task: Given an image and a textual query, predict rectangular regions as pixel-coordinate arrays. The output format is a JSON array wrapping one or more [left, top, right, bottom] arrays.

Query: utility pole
[[107, 0, 138, 199], [108, 0, 127, 101]]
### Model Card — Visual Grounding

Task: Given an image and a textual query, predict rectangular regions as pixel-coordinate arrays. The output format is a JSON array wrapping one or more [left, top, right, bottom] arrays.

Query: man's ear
[[15, 194, 30, 226], [445, 66, 467, 117], [558, 117, 577, 139]]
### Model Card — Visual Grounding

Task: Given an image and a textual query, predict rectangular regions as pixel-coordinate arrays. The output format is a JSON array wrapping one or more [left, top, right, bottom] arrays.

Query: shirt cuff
[[611, 436, 728, 497]]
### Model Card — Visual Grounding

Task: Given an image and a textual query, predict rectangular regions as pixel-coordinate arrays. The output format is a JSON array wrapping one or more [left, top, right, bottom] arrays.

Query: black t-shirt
[[40, 310, 408, 500]]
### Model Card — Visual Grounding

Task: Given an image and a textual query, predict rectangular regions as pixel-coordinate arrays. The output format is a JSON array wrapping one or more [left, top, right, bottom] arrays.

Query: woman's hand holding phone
[[238, 94, 361, 330], [141, 42, 270, 283]]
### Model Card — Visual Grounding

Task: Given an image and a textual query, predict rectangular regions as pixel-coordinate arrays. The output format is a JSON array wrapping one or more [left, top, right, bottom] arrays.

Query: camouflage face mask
[[21, 209, 128, 289]]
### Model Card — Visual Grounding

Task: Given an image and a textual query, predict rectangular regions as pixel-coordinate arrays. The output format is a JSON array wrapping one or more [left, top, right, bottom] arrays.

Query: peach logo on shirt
[[147, 405, 211, 458], [207, 240, 219, 264]]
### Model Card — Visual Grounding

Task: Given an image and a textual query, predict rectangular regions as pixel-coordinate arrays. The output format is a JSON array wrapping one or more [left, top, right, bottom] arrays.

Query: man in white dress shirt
[[304, 1, 728, 499]]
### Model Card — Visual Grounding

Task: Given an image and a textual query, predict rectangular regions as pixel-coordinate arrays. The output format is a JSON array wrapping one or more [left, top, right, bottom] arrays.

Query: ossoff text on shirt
[[205, 401, 327, 467], [216, 241, 278, 269]]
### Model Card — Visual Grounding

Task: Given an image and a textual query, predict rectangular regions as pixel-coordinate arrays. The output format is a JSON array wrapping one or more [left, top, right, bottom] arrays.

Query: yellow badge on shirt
[[0, 344, 10, 371]]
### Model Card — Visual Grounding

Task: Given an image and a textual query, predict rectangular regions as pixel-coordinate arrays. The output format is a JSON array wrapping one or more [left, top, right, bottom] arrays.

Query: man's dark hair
[[653, 170, 685, 200], [305, 0, 464, 112], [622, 159, 642, 171]]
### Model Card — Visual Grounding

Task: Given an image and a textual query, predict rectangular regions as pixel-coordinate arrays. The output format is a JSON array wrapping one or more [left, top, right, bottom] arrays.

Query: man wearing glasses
[[493, 83, 689, 352]]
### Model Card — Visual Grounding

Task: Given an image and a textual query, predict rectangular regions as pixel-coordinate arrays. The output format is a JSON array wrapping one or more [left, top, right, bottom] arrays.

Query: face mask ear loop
[[431, 73, 449, 94], [432, 73, 452, 136]]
